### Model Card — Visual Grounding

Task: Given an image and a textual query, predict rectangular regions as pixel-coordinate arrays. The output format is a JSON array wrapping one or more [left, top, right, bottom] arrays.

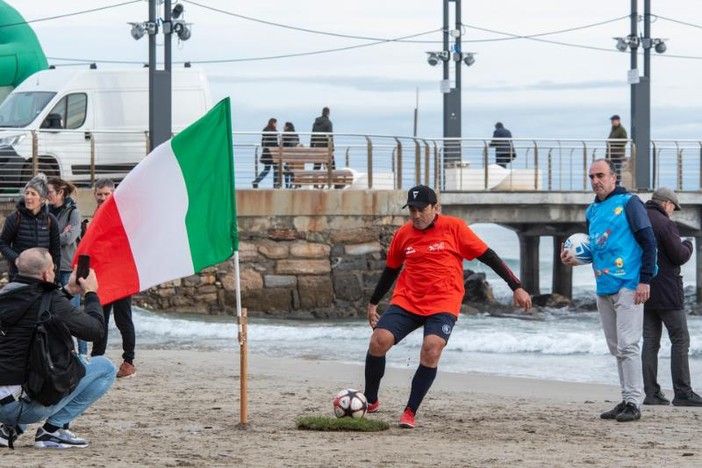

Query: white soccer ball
[[332, 388, 368, 419], [564, 233, 592, 265]]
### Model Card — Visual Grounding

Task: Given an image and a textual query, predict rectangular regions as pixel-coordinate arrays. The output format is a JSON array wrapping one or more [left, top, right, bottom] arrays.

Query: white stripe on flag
[[114, 142, 195, 289]]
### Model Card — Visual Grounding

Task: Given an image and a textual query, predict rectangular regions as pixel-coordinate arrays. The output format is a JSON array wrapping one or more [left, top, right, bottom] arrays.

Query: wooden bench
[[267, 147, 354, 188]]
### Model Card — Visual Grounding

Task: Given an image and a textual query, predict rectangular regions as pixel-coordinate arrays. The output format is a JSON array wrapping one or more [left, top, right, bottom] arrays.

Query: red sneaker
[[399, 408, 415, 429], [367, 399, 380, 413]]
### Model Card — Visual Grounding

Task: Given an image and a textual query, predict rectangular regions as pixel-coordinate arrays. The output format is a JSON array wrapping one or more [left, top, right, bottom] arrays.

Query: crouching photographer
[[0, 248, 115, 449]]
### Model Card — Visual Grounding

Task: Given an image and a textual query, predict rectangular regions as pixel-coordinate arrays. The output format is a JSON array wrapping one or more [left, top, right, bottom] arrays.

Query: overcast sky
[[11, 0, 702, 139]]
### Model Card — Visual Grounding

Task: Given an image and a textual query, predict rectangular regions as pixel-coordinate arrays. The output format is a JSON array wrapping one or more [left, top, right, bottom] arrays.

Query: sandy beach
[[3, 349, 701, 467]]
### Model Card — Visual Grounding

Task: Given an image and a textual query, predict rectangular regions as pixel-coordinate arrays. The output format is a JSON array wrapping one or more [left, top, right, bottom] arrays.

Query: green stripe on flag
[[171, 98, 238, 272]]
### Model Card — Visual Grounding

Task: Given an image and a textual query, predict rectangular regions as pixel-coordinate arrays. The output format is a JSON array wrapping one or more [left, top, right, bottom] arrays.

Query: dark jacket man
[[641, 190, 702, 407], [0, 247, 115, 449], [607, 115, 628, 161], [644, 200, 692, 310], [0, 278, 104, 386], [489, 122, 514, 167]]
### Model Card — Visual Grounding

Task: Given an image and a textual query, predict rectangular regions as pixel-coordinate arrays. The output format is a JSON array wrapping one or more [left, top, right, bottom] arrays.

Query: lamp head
[[130, 22, 146, 40], [614, 37, 628, 52]]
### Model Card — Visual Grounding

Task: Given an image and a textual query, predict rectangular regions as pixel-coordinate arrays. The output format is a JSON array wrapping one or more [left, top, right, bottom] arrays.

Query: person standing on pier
[[489, 122, 515, 168], [561, 158, 656, 423], [641, 187, 702, 407], [252, 118, 280, 189], [607, 115, 628, 183], [364, 185, 532, 429]]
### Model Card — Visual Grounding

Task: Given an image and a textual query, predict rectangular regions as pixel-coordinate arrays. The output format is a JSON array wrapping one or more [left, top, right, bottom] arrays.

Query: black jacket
[[0, 276, 104, 385], [310, 115, 333, 148], [0, 200, 61, 279], [645, 200, 693, 311], [490, 126, 514, 160]]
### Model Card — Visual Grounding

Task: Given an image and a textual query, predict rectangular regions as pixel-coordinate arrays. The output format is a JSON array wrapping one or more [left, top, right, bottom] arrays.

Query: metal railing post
[[31, 131, 39, 175], [533, 141, 539, 190], [547, 148, 553, 191], [651, 141, 658, 187], [676, 144, 683, 191], [413, 138, 421, 186], [483, 141, 489, 190], [582, 141, 588, 191], [89, 132, 96, 186], [433, 141, 440, 190], [394, 138, 402, 189], [423, 139, 430, 187], [365, 136, 373, 189]]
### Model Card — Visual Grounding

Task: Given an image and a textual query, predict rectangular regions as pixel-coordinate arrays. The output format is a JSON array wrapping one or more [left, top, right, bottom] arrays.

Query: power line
[[185, 0, 442, 43], [464, 23, 702, 60], [0, 1, 141, 29], [48, 27, 444, 65], [653, 14, 702, 30]]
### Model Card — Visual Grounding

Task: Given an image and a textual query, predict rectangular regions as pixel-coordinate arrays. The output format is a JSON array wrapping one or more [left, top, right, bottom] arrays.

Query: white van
[[0, 67, 212, 188]]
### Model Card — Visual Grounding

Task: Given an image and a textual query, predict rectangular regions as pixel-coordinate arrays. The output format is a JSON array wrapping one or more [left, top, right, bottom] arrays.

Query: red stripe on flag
[[74, 197, 139, 305]]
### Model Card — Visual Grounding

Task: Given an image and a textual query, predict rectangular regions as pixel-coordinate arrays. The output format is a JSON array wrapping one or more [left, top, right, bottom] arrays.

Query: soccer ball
[[563, 233, 592, 265], [332, 389, 368, 419]]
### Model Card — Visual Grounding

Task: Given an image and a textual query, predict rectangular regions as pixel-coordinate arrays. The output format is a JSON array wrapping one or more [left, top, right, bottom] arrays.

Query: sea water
[[124, 223, 700, 388]]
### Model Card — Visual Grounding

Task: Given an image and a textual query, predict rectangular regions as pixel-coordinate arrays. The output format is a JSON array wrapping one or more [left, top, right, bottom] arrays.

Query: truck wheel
[[38, 158, 60, 179]]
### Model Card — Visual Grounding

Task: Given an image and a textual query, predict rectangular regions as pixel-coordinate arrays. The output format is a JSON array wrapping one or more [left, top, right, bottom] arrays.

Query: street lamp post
[[616, 0, 664, 190], [427, 0, 475, 167], [130, 0, 192, 151]]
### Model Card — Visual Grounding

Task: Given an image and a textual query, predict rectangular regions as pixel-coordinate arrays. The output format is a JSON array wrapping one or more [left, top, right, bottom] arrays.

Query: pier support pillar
[[697, 236, 702, 305], [518, 233, 540, 295], [552, 235, 573, 299]]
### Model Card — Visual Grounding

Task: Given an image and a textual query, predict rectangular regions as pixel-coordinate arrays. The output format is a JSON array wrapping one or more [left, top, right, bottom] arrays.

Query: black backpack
[[23, 292, 85, 406]]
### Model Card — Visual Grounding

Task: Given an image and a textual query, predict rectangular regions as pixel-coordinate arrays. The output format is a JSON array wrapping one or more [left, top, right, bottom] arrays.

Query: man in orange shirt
[[364, 185, 532, 428]]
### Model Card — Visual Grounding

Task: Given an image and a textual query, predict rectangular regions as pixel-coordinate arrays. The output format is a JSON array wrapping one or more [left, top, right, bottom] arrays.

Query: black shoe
[[600, 401, 627, 419], [643, 392, 670, 405], [672, 391, 702, 407], [252, 182, 258, 189], [615, 402, 641, 422]]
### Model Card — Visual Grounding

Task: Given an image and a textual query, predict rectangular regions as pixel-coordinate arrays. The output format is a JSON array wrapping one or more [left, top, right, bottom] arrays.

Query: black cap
[[610, 114, 621, 120], [402, 185, 437, 208]]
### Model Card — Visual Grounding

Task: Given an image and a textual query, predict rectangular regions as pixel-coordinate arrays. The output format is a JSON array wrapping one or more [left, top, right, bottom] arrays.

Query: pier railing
[[0, 129, 700, 196]]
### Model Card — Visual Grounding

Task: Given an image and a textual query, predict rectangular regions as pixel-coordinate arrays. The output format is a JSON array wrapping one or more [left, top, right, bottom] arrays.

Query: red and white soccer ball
[[332, 388, 368, 419]]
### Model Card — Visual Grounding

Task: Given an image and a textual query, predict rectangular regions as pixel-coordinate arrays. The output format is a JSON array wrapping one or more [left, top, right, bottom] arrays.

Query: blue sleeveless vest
[[586, 193, 642, 295]]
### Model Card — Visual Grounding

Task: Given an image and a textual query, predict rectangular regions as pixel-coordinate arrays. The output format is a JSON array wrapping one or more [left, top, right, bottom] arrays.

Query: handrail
[[1, 129, 700, 195]]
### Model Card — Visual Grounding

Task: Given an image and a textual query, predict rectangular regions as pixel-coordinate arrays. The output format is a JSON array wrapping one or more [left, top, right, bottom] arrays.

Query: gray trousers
[[642, 308, 692, 398], [597, 288, 644, 407]]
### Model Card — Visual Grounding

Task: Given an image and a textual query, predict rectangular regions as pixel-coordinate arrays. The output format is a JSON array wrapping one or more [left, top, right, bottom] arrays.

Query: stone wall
[[136, 214, 405, 318]]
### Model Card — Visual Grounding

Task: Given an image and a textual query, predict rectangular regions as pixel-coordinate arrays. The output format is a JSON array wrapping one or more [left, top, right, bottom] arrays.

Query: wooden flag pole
[[238, 308, 248, 426], [234, 251, 248, 426]]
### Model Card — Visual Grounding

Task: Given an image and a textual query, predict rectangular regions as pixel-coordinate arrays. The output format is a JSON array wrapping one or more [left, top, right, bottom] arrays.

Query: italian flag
[[75, 98, 238, 304]]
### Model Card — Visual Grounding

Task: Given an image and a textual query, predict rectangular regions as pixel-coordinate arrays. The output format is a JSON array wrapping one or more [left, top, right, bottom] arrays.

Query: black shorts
[[376, 305, 456, 344]]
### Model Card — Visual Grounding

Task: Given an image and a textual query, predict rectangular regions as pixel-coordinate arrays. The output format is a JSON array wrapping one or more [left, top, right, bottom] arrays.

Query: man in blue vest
[[561, 158, 656, 422]]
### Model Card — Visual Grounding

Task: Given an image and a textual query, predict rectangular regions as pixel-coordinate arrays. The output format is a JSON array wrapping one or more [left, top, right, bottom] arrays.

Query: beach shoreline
[[3, 349, 701, 467]]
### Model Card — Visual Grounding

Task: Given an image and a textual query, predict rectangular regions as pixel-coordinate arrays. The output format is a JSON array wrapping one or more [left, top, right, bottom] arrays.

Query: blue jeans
[[59, 271, 87, 355], [0, 356, 115, 431]]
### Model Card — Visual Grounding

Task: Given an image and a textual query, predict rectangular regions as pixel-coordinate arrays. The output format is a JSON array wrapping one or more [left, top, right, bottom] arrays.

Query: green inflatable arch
[[0, 1, 48, 100]]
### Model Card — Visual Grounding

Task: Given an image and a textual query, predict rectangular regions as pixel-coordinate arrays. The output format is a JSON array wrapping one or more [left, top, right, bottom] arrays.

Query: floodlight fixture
[[173, 21, 191, 41], [653, 39, 667, 54], [462, 53, 475, 67], [130, 22, 146, 40], [172, 3, 184, 19], [426, 52, 441, 67], [614, 37, 628, 52]]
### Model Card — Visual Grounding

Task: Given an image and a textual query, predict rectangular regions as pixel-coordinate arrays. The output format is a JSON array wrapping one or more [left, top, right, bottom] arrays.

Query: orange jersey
[[386, 215, 488, 317]]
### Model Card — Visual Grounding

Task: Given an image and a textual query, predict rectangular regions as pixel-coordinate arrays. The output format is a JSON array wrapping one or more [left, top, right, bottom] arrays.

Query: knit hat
[[24, 173, 49, 199]]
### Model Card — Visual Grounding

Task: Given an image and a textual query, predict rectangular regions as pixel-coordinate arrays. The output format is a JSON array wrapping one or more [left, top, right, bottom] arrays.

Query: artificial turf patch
[[297, 416, 390, 432]]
